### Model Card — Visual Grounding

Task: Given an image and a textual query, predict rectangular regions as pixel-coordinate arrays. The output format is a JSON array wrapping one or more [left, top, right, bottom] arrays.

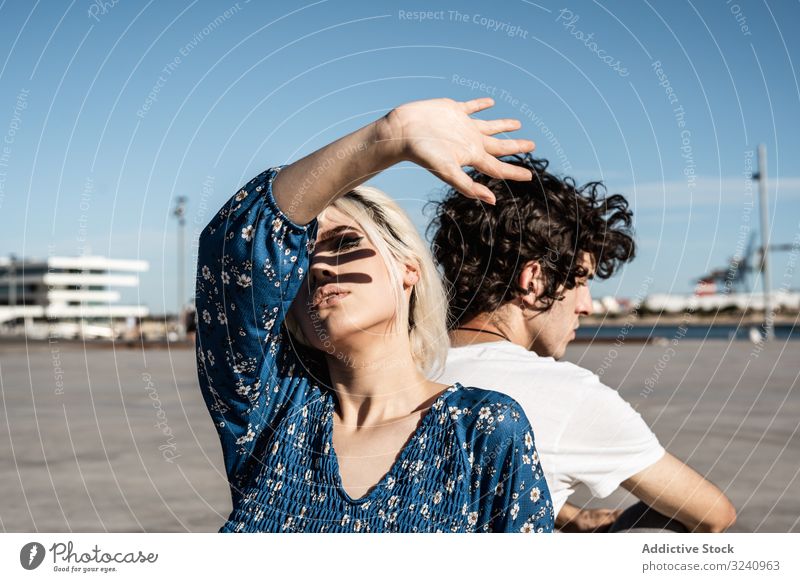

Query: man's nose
[[577, 286, 593, 316]]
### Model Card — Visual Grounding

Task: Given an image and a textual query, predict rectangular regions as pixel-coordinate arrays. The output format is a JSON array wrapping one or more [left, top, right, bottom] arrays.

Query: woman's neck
[[324, 334, 436, 427]]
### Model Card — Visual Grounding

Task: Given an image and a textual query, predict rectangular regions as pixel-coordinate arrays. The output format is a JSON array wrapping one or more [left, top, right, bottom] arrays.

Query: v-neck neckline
[[326, 382, 461, 505]]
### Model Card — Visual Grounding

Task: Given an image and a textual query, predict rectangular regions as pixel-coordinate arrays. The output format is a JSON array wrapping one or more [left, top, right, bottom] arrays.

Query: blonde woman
[[195, 97, 554, 532]]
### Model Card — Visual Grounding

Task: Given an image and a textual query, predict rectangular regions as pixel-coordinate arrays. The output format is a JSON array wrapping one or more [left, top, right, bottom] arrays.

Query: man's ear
[[518, 260, 543, 308]]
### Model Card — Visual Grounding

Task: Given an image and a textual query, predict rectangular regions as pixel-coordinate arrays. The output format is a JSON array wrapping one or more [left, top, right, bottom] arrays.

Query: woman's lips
[[317, 292, 350, 308], [311, 285, 351, 308]]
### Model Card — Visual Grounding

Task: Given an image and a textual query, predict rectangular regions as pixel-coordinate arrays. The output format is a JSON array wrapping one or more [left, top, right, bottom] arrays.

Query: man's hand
[[557, 504, 623, 533], [383, 97, 535, 204]]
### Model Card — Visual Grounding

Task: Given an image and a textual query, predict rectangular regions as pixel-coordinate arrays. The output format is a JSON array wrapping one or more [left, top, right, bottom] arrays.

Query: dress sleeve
[[469, 399, 555, 533], [195, 166, 317, 486]]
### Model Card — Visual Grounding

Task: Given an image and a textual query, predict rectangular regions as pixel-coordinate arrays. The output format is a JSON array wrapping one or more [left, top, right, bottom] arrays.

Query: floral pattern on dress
[[195, 166, 554, 533]]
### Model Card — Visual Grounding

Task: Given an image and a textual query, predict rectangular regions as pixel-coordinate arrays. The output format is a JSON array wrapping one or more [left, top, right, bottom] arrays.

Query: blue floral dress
[[195, 166, 554, 533]]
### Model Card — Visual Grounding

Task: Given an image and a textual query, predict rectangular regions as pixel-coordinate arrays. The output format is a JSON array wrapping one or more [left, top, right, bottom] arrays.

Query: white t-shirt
[[437, 341, 665, 517]]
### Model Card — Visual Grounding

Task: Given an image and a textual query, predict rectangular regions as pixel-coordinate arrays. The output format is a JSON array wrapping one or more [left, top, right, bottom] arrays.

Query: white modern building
[[643, 291, 800, 314], [0, 255, 149, 338]]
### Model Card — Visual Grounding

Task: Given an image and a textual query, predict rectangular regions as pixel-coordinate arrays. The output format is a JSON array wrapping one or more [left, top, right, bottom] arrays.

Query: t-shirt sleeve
[[195, 165, 317, 487], [469, 399, 555, 533], [554, 379, 665, 499]]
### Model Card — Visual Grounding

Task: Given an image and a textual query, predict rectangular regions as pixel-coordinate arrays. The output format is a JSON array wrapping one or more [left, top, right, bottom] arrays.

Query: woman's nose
[[309, 262, 337, 287]]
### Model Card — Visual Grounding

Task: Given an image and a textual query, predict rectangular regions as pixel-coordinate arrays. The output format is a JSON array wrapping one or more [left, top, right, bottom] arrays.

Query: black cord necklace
[[455, 326, 512, 343]]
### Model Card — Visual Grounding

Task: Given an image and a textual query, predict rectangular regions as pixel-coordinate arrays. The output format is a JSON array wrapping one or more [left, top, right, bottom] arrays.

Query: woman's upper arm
[[195, 166, 317, 482], [470, 399, 555, 533]]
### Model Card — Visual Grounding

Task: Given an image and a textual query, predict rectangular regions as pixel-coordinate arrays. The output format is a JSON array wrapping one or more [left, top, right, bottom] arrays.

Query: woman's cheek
[[356, 288, 402, 330]]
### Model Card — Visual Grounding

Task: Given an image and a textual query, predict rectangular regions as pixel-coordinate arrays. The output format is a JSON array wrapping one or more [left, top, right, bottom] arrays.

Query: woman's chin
[[301, 308, 397, 352]]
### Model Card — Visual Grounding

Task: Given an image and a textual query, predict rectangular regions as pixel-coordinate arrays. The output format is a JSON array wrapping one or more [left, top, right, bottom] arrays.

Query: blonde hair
[[285, 186, 449, 377]]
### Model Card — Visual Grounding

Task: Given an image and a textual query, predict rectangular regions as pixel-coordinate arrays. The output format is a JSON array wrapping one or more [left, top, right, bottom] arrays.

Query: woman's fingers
[[460, 97, 495, 115], [483, 135, 535, 157], [474, 118, 522, 136], [470, 182, 497, 204], [435, 163, 496, 205], [472, 154, 534, 182]]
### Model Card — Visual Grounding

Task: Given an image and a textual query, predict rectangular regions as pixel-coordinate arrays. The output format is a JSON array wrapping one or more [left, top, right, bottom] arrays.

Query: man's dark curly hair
[[428, 155, 635, 329]]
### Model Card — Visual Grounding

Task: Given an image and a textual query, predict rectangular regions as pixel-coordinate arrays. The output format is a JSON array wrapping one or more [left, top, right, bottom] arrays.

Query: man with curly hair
[[430, 155, 736, 532]]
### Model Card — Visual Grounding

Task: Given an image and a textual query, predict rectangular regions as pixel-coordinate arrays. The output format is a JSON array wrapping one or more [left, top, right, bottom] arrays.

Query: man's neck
[[450, 310, 529, 349]]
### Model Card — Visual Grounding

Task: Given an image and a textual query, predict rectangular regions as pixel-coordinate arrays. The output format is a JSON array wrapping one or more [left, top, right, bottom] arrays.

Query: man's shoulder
[[447, 343, 609, 393]]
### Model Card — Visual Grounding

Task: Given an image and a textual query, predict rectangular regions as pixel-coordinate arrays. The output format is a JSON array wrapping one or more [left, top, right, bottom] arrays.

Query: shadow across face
[[289, 207, 403, 353]]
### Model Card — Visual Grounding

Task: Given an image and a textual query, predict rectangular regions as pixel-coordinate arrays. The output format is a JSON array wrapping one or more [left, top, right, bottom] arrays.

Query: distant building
[[0, 255, 149, 338], [644, 291, 800, 314]]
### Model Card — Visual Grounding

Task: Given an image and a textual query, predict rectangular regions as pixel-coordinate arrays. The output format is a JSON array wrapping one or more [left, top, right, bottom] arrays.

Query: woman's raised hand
[[382, 97, 535, 204], [273, 96, 534, 224]]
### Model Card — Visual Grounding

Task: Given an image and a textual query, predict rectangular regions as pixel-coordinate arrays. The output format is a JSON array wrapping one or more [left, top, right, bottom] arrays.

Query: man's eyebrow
[[316, 225, 363, 244]]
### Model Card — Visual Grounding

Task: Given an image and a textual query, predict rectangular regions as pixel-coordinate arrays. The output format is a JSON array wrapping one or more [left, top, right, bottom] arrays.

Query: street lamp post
[[9, 254, 16, 309], [173, 196, 187, 341], [753, 144, 774, 341]]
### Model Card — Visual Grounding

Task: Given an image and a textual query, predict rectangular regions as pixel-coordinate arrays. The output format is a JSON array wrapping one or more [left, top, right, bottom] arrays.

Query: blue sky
[[1, 0, 798, 313]]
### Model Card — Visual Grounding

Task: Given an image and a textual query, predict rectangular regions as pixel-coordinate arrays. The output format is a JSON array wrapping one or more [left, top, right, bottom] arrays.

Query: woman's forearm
[[272, 97, 535, 223], [272, 114, 401, 226]]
